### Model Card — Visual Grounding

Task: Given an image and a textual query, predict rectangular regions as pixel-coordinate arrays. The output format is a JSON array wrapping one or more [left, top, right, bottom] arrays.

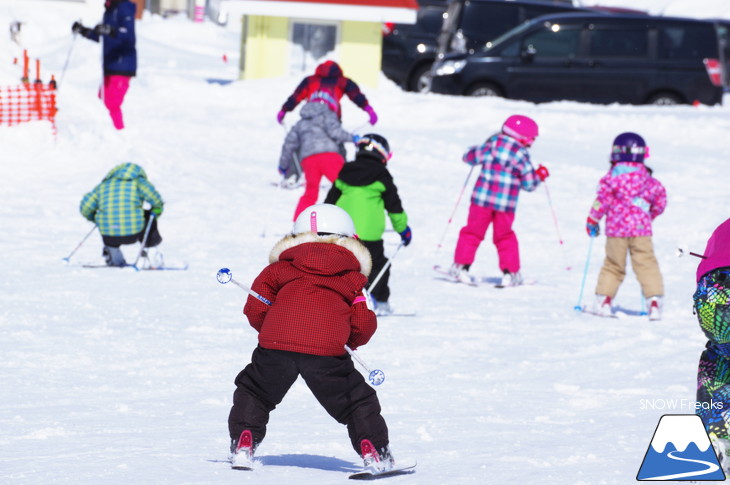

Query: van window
[[522, 5, 571, 23], [658, 24, 717, 60], [590, 28, 648, 58], [522, 25, 581, 58], [417, 7, 446, 33], [461, 4, 519, 42]]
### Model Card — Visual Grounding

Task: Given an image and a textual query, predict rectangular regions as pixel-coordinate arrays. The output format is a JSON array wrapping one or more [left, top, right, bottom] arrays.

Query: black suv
[[382, 4, 447, 92], [381, 0, 581, 92], [430, 12, 726, 105]]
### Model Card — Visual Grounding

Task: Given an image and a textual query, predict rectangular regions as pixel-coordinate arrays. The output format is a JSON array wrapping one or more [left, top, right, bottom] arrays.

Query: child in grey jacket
[[279, 100, 354, 221]]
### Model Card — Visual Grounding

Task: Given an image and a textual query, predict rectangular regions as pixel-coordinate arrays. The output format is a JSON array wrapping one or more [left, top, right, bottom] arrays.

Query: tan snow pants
[[595, 236, 664, 299]]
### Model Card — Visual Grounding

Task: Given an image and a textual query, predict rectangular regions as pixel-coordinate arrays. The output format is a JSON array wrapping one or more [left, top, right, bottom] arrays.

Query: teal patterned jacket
[[79, 163, 164, 236]]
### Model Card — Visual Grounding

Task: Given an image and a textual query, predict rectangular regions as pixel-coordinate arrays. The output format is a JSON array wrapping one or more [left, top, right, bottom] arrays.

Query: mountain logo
[[637, 414, 725, 481]]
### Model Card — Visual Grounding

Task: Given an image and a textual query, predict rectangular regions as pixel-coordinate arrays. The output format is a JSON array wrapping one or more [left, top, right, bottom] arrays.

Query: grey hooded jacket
[[279, 102, 352, 176]]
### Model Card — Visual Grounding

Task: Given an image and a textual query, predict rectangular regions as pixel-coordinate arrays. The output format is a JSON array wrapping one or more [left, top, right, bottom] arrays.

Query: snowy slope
[[1, 1, 730, 484]]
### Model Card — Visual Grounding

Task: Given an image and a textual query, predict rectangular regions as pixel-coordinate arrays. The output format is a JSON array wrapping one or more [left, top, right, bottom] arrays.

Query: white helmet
[[292, 204, 356, 237]]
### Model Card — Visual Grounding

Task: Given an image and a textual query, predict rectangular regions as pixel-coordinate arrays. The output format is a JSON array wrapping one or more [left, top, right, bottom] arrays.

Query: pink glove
[[276, 110, 286, 124], [364, 105, 378, 125], [535, 164, 549, 181]]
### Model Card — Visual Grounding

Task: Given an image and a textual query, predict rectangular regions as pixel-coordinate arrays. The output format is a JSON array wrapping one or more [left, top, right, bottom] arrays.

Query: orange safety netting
[[0, 82, 57, 132]]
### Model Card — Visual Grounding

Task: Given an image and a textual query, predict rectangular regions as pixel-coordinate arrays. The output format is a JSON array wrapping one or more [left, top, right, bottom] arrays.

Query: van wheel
[[465, 82, 502, 97], [647, 92, 683, 106], [408, 63, 433, 93]]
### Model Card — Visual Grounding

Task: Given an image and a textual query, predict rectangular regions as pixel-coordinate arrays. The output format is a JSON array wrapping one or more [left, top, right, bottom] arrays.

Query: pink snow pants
[[98, 75, 130, 130], [293, 152, 345, 221], [454, 204, 520, 273]]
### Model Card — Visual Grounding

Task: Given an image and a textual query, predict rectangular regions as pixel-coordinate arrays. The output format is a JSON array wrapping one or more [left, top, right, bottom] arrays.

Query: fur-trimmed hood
[[269, 232, 372, 277]]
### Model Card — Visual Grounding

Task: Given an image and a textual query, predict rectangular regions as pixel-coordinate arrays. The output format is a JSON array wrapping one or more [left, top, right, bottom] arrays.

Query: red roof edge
[[261, 0, 418, 8]]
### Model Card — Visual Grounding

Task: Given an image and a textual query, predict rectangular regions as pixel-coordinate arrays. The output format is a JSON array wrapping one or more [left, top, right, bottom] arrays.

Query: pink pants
[[98, 75, 130, 130], [293, 152, 345, 220], [454, 204, 520, 272]]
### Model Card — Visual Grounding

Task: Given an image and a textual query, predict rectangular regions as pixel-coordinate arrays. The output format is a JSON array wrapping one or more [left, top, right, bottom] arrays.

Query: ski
[[140, 264, 189, 271], [492, 278, 537, 289], [270, 180, 330, 189], [579, 306, 618, 319], [270, 180, 304, 189], [349, 460, 416, 480], [433, 265, 479, 286], [434, 265, 536, 288], [79, 263, 189, 271], [579, 305, 649, 319]]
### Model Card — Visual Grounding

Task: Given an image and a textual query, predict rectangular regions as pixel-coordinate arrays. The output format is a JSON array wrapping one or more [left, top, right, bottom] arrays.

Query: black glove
[[93, 24, 114, 36], [72, 21, 90, 36]]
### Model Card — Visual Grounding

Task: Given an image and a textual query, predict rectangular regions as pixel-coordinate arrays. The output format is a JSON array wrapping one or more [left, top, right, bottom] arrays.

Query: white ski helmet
[[292, 203, 356, 237]]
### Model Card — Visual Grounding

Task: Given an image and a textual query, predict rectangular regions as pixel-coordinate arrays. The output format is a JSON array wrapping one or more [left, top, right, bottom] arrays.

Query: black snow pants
[[102, 210, 162, 248], [228, 346, 389, 455], [362, 239, 390, 303]]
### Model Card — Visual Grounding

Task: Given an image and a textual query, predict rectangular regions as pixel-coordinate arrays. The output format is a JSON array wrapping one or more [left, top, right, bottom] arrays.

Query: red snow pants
[[293, 152, 345, 221]]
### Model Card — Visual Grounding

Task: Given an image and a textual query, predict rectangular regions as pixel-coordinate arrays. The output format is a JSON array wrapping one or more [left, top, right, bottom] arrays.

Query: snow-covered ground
[[1, 1, 730, 484]]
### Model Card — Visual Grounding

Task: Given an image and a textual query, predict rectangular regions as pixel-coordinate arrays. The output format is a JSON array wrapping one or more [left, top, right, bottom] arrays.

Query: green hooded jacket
[[79, 163, 164, 236], [324, 152, 407, 241]]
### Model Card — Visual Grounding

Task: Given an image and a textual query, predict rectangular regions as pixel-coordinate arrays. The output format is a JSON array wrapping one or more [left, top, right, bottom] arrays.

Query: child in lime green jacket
[[324, 134, 411, 315]]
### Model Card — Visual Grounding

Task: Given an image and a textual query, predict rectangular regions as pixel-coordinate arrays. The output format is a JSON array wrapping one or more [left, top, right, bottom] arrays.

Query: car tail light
[[382, 22, 395, 36], [703, 58, 723, 87]]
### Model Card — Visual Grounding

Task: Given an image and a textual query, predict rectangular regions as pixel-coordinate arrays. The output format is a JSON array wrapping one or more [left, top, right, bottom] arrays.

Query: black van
[[381, 0, 581, 92], [429, 12, 726, 105], [436, 0, 581, 59]]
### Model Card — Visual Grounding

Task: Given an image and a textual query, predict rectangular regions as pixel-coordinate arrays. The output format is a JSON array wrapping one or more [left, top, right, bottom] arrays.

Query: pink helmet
[[501, 115, 539, 147]]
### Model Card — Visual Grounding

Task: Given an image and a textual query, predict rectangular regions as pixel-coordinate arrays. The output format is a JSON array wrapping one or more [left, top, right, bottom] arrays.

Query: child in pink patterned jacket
[[586, 132, 667, 320]]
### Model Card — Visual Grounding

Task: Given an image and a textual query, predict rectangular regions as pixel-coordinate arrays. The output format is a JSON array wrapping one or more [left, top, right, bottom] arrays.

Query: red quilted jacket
[[243, 233, 376, 356]]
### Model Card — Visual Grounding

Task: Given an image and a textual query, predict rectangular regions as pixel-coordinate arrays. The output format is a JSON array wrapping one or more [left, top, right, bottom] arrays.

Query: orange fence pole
[[22, 50, 29, 83]]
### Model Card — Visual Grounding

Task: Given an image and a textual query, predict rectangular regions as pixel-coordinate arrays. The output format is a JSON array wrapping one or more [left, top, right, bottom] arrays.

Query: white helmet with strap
[[292, 203, 356, 237]]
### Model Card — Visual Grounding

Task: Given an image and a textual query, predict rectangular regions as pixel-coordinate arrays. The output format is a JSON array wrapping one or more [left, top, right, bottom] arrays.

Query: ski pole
[[574, 236, 595, 312], [349, 121, 369, 134], [62, 224, 98, 263], [436, 165, 475, 253], [100, 35, 105, 106], [58, 33, 77, 89], [132, 213, 155, 269], [345, 347, 384, 386], [280, 122, 303, 183], [676, 245, 707, 259], [216, 268, 385, 385], [366, 242, 404, 293], [542, 182, 571, 271]]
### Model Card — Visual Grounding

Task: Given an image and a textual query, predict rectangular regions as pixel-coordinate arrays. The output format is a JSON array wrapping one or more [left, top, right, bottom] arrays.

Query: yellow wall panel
[[339, 20, 382, 88], [243, 15, 289, 80]]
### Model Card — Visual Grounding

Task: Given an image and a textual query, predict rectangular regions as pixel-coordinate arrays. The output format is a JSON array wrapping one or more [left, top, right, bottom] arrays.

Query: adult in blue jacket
[[72, 0, 136, 130]]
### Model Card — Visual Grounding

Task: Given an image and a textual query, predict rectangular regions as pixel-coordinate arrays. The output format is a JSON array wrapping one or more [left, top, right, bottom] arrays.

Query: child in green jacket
[[80, 162, 163, 267], [324, 134, 411, 315]]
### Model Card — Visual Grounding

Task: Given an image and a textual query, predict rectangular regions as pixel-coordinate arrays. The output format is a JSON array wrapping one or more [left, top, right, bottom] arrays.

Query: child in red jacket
[[228, 204, 396, 473]]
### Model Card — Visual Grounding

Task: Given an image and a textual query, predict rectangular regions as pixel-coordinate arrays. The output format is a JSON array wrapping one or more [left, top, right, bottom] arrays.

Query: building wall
[[339, 20, 382, 88], [239, 15, 382, 88], [242, 15, 289, 80]]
